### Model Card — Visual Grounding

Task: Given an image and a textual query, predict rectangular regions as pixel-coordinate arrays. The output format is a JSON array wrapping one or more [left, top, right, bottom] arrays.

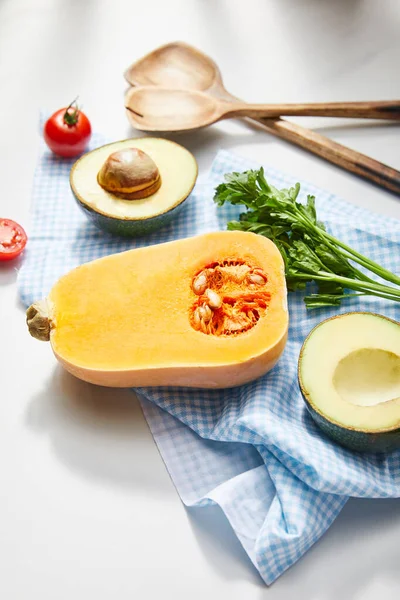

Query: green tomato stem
[[63, 96, 80, 127]]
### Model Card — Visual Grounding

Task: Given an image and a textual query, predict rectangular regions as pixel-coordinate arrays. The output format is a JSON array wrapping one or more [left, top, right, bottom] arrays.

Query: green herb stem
[[303, 224, 377, 285], [291, 208, 397, 287], [292, 272, 400, 302], [322, 230, 400, 286]]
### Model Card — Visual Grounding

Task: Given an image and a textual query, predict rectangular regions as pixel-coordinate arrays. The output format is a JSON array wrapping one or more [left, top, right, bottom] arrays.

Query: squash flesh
[[49, 231, 288, 387]]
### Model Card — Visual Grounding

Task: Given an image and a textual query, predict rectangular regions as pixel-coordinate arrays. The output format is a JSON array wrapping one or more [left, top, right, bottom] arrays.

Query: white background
[[1, 0, 400, 598]]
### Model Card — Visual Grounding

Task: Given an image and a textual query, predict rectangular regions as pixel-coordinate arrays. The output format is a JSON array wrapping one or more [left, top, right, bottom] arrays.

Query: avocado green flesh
[[70, 138, 198, 221], [299, 313, 400, 451]]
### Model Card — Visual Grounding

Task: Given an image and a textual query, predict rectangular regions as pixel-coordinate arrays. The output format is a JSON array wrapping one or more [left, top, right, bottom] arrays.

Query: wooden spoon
[[124, 42, 400, 195], [125, 87, 400, 132]]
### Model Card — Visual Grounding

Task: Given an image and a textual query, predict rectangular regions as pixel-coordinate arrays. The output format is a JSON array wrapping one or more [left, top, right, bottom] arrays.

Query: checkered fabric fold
[[18, 128, 400, 585]]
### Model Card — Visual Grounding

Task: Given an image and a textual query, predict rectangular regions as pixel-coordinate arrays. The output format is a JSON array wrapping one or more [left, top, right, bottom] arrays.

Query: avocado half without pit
[[298, 312, 400, 453], [70, 138, 198, 236]]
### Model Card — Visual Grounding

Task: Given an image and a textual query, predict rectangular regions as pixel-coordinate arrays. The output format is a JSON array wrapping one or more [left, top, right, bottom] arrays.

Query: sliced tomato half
[[0, 218, 28, 261]]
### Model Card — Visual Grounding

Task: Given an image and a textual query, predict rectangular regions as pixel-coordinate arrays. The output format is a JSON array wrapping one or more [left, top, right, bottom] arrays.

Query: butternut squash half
[[26, 231, 288, 388]]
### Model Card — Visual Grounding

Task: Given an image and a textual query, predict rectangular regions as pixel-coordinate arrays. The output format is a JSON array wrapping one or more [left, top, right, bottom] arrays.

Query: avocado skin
[[74, 195, 188, 237], [301, 387, 400, 453]]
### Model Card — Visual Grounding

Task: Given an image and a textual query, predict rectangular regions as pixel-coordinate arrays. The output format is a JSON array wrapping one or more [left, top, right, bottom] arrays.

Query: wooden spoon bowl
[[124, 41, 220, 92], [125, 87, 219, 132]]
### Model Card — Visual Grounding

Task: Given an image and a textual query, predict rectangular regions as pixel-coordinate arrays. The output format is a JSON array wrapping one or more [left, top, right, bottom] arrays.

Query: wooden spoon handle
[[263, 118, 400, 194], [221, 91, 400, 194], [226, 100, 400, 120]]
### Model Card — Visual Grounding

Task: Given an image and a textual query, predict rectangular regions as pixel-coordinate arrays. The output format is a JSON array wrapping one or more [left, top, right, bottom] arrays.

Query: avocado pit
[[97, 147, 161, 200]]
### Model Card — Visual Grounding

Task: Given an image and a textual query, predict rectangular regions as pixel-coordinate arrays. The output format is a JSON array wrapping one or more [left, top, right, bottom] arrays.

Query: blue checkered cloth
[[18, 127, 400, 585]]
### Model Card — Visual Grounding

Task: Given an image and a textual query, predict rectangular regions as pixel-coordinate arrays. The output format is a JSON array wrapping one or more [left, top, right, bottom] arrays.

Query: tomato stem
[[63, 96, 80, 126]]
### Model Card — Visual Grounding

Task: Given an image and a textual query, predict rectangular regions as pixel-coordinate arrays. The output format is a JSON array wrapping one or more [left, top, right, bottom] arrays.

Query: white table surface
[[1, 0, 399, 598]]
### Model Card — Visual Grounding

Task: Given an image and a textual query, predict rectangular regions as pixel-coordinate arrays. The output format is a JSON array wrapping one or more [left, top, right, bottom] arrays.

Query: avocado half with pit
[[70, 138, 198, 236], [298, 312, 400, 453]]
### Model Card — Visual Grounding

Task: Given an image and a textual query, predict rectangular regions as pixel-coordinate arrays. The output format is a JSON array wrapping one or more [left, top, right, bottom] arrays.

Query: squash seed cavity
[[190, 260, 270, 335]]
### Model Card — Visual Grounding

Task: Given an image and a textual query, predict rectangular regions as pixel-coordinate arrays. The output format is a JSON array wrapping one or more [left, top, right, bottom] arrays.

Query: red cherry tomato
[[44, 98, 92, 158], [0, 218, 28, 262]]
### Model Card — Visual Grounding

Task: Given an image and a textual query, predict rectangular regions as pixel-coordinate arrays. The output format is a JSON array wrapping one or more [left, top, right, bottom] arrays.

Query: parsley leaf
[[214, 169, 400, 308]]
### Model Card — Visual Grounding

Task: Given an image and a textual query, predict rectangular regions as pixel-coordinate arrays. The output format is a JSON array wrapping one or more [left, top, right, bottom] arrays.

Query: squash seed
[[205, 288, 222, 309], [198, 304, 212, 322], [192, 272, 208, 295], [193, 307, 202, 328], [254, 268, 268, 279], [248, 273, 266, 285]]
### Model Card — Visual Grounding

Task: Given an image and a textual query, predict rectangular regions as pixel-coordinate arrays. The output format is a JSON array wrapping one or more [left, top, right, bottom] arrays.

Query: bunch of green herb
[[214, 168, 400, 308]]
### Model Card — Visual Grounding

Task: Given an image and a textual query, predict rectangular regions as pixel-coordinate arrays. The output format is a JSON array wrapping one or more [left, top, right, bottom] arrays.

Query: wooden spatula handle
[[262, 118, 400, 194]]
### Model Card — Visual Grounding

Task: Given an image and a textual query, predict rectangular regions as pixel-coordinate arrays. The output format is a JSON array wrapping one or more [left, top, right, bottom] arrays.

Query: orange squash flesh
[[40, 231, 288, 388]]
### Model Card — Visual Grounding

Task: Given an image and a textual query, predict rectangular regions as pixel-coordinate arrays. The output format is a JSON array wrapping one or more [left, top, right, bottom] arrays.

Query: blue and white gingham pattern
[[18, 127, 400, 585]]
